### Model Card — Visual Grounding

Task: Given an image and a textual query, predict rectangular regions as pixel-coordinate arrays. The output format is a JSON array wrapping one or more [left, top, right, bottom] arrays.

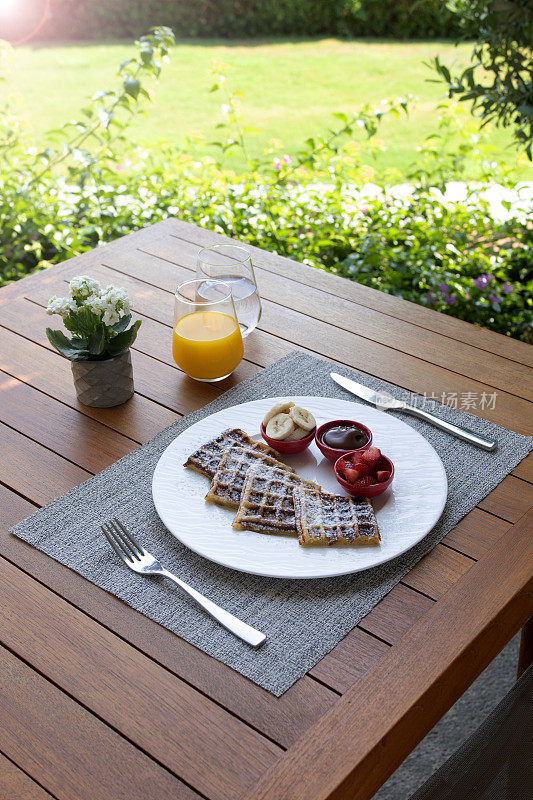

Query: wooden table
[[1, 218, 532, 800]]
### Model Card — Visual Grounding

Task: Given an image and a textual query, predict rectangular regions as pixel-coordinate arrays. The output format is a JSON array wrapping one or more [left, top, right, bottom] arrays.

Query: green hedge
[[5, 0, 465, 41], [2, 30, 530, 341]]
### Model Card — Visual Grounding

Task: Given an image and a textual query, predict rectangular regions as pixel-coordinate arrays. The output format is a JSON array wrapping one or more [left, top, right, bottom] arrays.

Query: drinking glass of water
[[196, 244, 261, 338]]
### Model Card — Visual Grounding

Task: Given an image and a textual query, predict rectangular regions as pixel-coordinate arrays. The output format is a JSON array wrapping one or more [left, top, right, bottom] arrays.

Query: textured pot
[[71, 350, 134, 408]]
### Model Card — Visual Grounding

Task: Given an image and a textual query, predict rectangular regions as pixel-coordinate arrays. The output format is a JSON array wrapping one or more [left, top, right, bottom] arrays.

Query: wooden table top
[[1, 218, 532, 800]]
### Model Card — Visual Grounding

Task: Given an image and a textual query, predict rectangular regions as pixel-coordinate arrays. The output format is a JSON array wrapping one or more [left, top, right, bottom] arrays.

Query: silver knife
[[330, 372, 497, 452]]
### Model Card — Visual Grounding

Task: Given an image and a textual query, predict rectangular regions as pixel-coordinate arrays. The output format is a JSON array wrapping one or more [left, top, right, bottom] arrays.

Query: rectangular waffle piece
[[293, 485, 380, 547], [205, 444, 296, 510], [183, 428, 284, 478], [233, 464, 319, 535]]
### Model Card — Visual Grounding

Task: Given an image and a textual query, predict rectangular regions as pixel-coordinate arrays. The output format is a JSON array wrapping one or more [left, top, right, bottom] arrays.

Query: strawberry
[[348, 453, 372, 473], [353, 475, 374, 488], [337, 459, 349, 478], [376, 470, 391, 483], [345, 461, 372, 481], [361, 446, 381, 466], [343, 466, 360, 483]]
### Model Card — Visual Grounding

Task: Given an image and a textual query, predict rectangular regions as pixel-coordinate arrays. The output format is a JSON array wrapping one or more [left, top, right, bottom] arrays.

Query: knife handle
[[402, 405, 497, 451]]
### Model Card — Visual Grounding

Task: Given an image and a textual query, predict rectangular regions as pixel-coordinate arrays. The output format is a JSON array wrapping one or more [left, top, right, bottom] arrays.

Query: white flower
[[83, 285, 132, 328], [102, 308, 120, 326], [69, 275, 101, 301], [54, 279, 133, 329], [46, 295, 75, 317], [86, 293, 105, 316], [100, 285, 132, 316]]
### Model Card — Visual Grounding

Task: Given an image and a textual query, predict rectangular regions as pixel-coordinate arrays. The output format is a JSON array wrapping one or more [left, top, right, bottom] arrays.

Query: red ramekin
[[334, 452, 394, 498], [261, 422, 316, 454], [315, 419, 372, 463]]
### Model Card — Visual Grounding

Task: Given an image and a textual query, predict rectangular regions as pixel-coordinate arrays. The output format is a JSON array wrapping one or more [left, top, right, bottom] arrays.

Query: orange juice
[[172, 311, 243, 380]]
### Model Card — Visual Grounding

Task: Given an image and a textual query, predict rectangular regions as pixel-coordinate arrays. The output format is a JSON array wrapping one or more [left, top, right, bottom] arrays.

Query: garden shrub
[[433, 0, 533, 159], [347, 0, 462, 39], [5, 0, 466, 42], [0, 32, 531, 343]]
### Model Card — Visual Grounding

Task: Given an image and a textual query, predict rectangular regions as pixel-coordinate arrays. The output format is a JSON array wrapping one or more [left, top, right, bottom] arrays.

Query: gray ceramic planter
[[71, 350, 134, 407]]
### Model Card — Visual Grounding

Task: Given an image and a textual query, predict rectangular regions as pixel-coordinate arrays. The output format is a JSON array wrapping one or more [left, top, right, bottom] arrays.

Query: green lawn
[[8, 38, 526, 177]]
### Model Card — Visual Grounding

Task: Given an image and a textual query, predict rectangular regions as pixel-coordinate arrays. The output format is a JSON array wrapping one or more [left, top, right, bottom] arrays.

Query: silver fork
[[101, 518, 266, 648]]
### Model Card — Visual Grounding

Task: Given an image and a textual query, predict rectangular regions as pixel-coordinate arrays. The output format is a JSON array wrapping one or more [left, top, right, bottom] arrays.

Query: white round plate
[[152, 396, 447, 579]]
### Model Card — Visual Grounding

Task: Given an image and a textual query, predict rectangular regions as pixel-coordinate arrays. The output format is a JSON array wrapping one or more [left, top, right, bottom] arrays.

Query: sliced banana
[[266, 412, 295, 440], [285, 425, 309, 441], [262, 400, 294, 426], [289, 405, 316, 431]]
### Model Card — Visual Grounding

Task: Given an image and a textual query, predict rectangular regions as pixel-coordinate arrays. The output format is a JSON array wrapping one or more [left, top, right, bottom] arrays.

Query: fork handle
[[160, 568, 266, 648]]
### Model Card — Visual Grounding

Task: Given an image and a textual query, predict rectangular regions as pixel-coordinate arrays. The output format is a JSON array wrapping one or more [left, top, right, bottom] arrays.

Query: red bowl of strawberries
[[334, 446, 394, 498]]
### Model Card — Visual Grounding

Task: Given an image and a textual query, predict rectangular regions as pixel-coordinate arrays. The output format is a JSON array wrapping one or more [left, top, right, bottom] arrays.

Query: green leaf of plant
[[62, 313, 78, 333], [140, 47, 154, 66], [124, 78, 141, 99], [46, 328, 90, 361], [106, 319, 142, 357], [112, 313, 132, 334], [439, 64, 451, 83], [65, 306, 98, 338], [70, 350, 93, 362], [71, 336, 90, 350], [88, 323, 106, 355]]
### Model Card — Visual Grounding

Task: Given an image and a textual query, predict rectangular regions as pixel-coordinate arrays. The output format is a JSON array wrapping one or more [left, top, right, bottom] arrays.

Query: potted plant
[[46, 275, 141, 407]]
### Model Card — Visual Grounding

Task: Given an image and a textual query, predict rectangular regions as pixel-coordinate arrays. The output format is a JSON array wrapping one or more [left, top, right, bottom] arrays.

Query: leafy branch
[[432, 0, 533, 159], [26, 26, 175, 187], [208, 60, 413, 253]]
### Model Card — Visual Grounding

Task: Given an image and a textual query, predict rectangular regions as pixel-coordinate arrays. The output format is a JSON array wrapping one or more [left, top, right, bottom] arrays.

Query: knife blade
[[330, 373, 405, 409], [330, 372, 497, 451]]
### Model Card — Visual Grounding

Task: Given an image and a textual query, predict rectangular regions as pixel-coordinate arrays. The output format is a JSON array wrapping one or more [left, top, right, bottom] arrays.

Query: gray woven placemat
[[12, 352, 532, 695]]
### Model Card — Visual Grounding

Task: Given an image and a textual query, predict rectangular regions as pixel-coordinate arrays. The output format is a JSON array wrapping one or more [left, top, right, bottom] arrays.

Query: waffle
[[233, 464, 319, 535], [293, 485, 380, 547], [205, 444, 296, 509], [184, 427, 284, 478]]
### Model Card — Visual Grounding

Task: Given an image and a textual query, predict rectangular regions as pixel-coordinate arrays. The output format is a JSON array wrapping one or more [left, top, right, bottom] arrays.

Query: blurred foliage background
[[1, 0, 469, 41], [0, 1, 531, 342], [6, 38, 522, 177]]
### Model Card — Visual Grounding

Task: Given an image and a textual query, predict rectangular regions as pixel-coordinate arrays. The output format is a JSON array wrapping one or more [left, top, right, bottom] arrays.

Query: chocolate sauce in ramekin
[[321, 423, 369, 451]]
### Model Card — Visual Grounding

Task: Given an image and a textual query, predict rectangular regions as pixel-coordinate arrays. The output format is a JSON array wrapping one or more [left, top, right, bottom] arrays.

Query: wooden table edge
[[244, 508, 533, 800]]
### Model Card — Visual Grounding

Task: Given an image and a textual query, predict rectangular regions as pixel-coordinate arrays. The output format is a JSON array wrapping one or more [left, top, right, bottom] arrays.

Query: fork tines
[[101, 518, 142, 561]]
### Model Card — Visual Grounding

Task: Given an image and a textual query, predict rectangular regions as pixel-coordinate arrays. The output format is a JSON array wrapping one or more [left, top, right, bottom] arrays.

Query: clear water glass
[[196, 244, 261, 338]]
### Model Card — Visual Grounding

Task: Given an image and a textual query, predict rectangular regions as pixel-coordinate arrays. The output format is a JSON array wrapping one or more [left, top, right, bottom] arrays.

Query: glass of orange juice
[[172, 279, 244, 382]]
